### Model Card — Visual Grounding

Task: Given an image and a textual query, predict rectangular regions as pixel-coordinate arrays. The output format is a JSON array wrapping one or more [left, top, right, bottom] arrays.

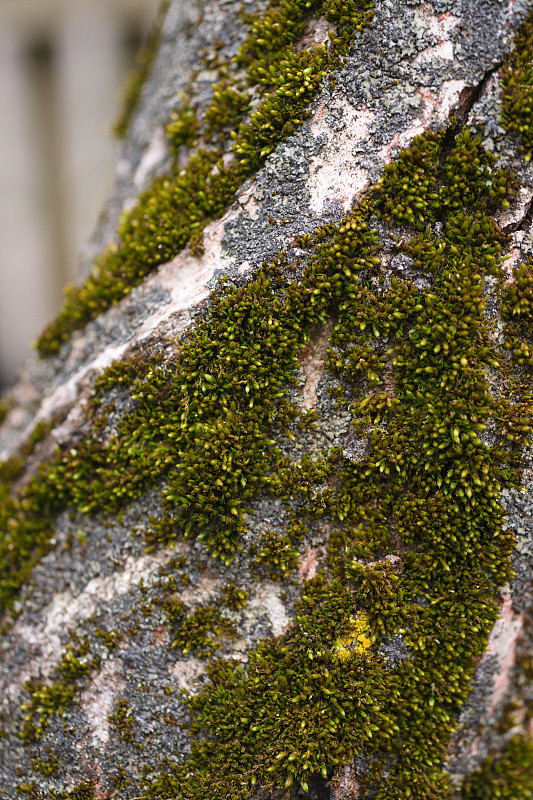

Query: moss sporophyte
[[3, 2, 533, 798]]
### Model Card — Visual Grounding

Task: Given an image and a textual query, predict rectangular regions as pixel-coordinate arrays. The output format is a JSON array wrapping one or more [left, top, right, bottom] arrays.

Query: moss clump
[[17, 780, 96, 799], [501, 258, 533, 327], [323, 0, 374, 30], [501, 9, 533, 156], [0, 416, 69, 618], [109, 697, 135, 744], [20, 680, 77, 743], [172, 602, 237, 656], [461, 736, 533, 800], [64, 782, 97, 800], [155, 565, 246, 655], [377, 132, 442, 227], [166, 99, 199, 155], [501, 259, 533, 371], [19, 636, 98, 742], [252, 529, 300, 580], [220, 582, 249, 611], [203, 80, 250, 138], [178, 578, 390, 798], [36, 0, 374, 355], [31, 748, 60, 778], [94, 626, 123, 650]]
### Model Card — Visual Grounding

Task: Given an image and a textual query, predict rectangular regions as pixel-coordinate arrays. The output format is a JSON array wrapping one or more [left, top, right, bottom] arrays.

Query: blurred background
[[0, 0, 159, 388]]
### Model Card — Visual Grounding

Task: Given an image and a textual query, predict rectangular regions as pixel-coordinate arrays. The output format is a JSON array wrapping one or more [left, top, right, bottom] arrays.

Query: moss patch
[[16, 780, 96, 800], [2, 56, 533, 800], [461, 736, 533, 800], [116, 126, 528, 799], [19, 636, 98, 743], [36, 0, 374, 355], [501, 8, 533, 157], [109, 697, 135, 744], [3, 125, 530, 794]]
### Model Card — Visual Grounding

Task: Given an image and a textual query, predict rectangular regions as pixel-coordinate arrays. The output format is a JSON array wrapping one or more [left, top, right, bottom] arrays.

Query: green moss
[[2, 123, 526, 797], [157, 555, 192, 593], [157, 591, 186, 625], [31, 749, 60, 778], [179, 579, 391, 797], [111, 765, 130, 791], [65, 784, 96, 800], [1, 30, 531, 795], [17, 780, 96, 799], [166, 98, 199, 155], [57, 636, 97, 679], [109, 697, 135, 743], [20, 680, 77, 743], [323, 0, 374, 30], [36, 0, 374, 355], [461, 736, 533, 800], [19, 636, 98, 742], [252, 529, 300, 580], [203, 80, 250, 138], [80, 123, 518, 798], [113, 0, 170, 140], [171, 602, 237, 656], [501, 9, 533, 156], [500, 259, 533, 371], [501, 258, 533, 326], [220, 582, 249, 611], [94, 626, 124, 650], [0, 418, 56, 485], [0, 414, 73, 620]]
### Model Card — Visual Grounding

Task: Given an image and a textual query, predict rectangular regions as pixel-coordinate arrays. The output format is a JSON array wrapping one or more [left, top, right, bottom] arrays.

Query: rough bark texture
[[1, 0, 533, 798]]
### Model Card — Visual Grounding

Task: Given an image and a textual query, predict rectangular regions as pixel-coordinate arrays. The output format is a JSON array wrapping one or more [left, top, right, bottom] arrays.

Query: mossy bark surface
[[1, 1, 533, 798]]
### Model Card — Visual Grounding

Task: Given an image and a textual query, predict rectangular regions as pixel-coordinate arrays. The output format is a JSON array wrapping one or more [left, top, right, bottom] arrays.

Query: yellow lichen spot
[[334, 614, 372, 661]]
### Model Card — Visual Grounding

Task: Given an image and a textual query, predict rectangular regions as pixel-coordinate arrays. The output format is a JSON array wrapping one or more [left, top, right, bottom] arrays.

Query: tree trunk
[[1, 0, 533, 797]]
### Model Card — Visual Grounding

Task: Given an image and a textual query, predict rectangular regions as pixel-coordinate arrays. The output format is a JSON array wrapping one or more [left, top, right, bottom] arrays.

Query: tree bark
[[1, 0, 533, 798]]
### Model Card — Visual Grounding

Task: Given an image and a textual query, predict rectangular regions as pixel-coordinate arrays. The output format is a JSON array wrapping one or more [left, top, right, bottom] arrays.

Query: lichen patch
[[414, 38, 454, 66], [308, 100, 374, 213], [79, 658, 125, 747], [169, 657, 207, 695], [485, 594, 524, 715], [133, 125, 169, 191], [298, 545, 319, 581], [414, 5, 459, 40], [0, 548, 175, 708], [497, 184, 533, 229], [298, 320, 332, 410], [249, 581, 291, 637]]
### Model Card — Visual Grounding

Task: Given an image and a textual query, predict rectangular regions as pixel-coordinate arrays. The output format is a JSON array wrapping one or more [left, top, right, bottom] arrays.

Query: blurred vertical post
[[0, 30, 55, 388], [55, 3, 122, 282], [0, 0, 157, 388]]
